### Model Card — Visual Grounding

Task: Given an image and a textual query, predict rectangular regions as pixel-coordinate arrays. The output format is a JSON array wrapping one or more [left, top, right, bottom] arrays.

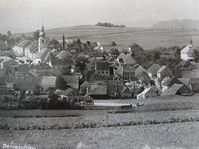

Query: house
[[31, 62, 52, 76], [40, 76, 57, 90], [157, 65, 173, 81], [24, 41, 38, 61], [0, 58, 18, 72], [107, 79, 124, 98], [135, 65, 146, 77], [94, 61, 111, 77], [6, 64, 40, 91], [161, 77, 182, 92], [189, 78, 199, 92], [135, 66, 151, 83], [87, 81, 108, 99], [7, 64, 31, 85], [117, 53, 137, 65], [121, 87, 132, 98], [12, 40, 32, 57], [181, 43, 194, 61], [178, 78, 192, 89], [62, 75, 80, 90], [137, 86, 161, 99], [161, 83, 191, 96], [122, 64, 138, 81], [147, 63, 161, 79], [49, 58, 74, 75]]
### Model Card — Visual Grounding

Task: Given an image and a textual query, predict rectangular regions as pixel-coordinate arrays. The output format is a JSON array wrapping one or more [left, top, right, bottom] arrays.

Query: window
[[42, 40, 44, 43]]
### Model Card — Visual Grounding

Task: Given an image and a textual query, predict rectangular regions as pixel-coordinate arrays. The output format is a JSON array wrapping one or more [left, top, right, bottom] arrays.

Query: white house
[[181, 44, 194, 61], [137, 86, 161, 99]]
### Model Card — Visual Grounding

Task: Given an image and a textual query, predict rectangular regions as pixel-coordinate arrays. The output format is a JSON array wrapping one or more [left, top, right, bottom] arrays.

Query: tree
[[193, 49, 199, 62], [33, 85, 41, 95], [61, 66, 72, 75], [111, 41, 117, 46], [110, 48, 119, 57], [75, 57, 88, 73], [33, 30, 40, 40], [153, 51, 160, 61], [56, 75, 68, 90], [49, 39, 61, 49], [7, 31, 12, 38]]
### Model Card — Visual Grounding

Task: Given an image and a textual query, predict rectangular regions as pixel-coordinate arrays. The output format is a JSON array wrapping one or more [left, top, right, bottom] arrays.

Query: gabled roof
[[157, 65, 172, 74], [123, 64, 138, 72], [61, 88, 77, 96], [80, 81, 89, 89], [62, 75, 80, 89], [36, 48, 49, 60], [161, 77, 181, 87], [121, 87, 132, 93], [125, 54, 137, 65], [147, 64, 161, 74], [139, 86, 159, 95], [56, 50, 72, 60], [31, 62, 51, 70], [88, 83, 107, 95], [178, 78, 191, 88], [135, 65, 146, 77], [40, 76, 56, 88], [16, 40, 32, 49], [157, 65, 166, 73], [95, 61, 110, 71], [43, 52, 54, 62], [161, 83, 184, 96], [181, 44, 192, 53]]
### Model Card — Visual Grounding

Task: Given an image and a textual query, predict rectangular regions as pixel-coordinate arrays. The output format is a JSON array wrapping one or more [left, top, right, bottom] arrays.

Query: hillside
[[16, 25, 199, 50], [152, 19, 199, 29]]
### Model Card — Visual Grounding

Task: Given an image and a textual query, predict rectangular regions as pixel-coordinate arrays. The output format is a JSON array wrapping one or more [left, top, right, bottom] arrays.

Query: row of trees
[[96, 22, 125, 28]]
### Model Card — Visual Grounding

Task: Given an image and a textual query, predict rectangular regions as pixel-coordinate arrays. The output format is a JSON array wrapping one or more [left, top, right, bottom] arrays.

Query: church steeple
[[38, 25, 47, 52], [39, 25, 46, 38]]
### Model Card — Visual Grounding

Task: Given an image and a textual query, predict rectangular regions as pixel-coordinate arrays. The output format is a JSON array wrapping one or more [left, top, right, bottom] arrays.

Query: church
[[12, 26, 48, 61]]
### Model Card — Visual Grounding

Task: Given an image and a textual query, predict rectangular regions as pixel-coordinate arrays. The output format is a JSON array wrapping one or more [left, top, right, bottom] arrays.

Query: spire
[[39, 25, 46, 37]]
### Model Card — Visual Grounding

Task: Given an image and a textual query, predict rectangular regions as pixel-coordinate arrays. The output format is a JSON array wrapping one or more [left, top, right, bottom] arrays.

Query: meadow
[[42, 25, 199, 50]]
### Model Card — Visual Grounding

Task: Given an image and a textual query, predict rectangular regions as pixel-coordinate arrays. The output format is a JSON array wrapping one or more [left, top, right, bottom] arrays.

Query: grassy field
[[21, 25, 199, 50], [1, 95, 199, 148]]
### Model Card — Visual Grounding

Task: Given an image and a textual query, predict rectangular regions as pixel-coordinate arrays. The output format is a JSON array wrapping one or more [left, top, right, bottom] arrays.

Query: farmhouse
[[137, 86, 161, 99]]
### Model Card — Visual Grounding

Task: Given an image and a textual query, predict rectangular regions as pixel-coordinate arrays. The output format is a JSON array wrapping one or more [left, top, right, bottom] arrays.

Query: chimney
[[63, 35, 65, 50]]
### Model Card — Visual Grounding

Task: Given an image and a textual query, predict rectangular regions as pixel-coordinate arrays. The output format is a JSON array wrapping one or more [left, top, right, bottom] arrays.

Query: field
[[1, 95, 199, 148], [21, 25, 199, 50]]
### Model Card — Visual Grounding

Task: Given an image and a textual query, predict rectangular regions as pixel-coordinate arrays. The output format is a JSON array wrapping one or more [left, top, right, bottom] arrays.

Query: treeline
[[95, 22, 125, 28]]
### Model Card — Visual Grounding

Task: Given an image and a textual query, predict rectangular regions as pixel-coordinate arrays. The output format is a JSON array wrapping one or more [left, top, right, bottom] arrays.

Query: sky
[[0, 0, 199, 33]]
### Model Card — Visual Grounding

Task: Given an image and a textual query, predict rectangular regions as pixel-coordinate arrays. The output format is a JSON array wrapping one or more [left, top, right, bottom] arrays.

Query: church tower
[[38, 25, 47, 52]]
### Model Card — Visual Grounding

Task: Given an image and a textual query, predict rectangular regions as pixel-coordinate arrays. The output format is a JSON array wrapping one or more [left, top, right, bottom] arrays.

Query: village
[[0, 26, 199, 109]]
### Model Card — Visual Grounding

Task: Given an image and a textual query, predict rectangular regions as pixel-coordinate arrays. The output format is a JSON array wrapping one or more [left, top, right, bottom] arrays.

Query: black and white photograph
[[0, 0, 199, 148]]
